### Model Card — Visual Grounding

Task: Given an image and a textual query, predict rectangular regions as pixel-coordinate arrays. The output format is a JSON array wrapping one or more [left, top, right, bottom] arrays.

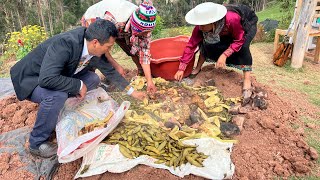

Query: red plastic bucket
[[150, 35, 195, 80]]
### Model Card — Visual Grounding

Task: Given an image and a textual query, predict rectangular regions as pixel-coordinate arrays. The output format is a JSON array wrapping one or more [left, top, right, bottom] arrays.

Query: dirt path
[[0, 43, 319, 179]]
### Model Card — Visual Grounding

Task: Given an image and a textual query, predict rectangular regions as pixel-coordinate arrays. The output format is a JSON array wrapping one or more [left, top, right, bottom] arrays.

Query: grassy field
[[252, 44, 320, 108], [256, 3, 284, 22], [256, 1, 294, 31]]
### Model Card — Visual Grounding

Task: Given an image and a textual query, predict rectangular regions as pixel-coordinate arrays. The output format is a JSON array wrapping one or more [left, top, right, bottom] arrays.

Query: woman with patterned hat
[[82, 0, 157, 93], [174, 2, 257, 102]]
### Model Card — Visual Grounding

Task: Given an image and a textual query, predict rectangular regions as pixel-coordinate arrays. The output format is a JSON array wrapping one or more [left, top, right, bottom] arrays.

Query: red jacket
[[179, 11, 245, 71]]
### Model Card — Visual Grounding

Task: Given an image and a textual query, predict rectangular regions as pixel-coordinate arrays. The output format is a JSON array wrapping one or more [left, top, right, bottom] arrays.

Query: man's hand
[[77, 83, 87, 100], [131, 90, 147, 101], [147, 81, 157, 94], [174, 70, 184, 82], [215, 54, 227, 69]]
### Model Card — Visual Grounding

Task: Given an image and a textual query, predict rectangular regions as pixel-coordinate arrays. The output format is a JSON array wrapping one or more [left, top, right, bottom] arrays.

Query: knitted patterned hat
[[130, 0, 157, 34]]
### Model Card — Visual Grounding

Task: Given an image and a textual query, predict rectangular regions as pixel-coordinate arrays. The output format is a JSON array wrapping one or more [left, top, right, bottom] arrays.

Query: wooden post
[[274, 29, 280, 53], [292, 0, 303, 42], [315, 37, 320, 63], [291, 0, 317, 68]]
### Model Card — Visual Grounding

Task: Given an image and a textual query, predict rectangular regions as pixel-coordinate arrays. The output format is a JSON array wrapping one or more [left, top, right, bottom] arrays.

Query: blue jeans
[[29, 71, 100, 149]]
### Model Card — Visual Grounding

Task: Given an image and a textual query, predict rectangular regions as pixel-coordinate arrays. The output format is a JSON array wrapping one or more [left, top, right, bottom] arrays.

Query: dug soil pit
[[0, 65, 318, 179]]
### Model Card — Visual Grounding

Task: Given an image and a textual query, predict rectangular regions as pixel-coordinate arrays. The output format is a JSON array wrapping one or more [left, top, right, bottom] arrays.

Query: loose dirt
[[0, 64, 318, 179]]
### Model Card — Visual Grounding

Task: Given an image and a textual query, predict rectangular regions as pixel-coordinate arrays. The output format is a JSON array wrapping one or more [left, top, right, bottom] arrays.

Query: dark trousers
[[29, 71, 100, 148]]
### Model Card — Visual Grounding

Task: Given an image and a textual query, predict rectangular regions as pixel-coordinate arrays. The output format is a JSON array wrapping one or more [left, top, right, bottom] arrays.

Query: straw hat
[[185, 2, 227, 25]]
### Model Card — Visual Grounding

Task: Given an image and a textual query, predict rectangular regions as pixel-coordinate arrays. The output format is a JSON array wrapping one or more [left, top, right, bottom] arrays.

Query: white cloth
[[83, 0, 138, 23], [75, 138, 235, 179]]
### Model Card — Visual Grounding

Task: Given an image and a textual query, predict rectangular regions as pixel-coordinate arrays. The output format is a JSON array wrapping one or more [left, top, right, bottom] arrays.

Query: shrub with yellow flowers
[[4, 25, 47, 60]]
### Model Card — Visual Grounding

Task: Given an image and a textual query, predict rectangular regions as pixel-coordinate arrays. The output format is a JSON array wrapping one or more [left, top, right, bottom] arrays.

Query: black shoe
[[29, 142, 58, 158]]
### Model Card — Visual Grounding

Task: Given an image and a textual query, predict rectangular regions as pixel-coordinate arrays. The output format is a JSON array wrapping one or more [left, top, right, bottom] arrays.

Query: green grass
[[256, 3, 284, 22], [301, 116, 320, 175], [301, 116, 320, 126], [289, 176, 320, 180], [256, 1, 295, 30], [291, 123, 300, 130], [152, 26, 194, 39]]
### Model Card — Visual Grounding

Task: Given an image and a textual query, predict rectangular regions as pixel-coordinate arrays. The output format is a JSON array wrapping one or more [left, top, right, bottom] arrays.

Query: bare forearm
[[105, 52, 121, 69], [141, 64, 153, 84]]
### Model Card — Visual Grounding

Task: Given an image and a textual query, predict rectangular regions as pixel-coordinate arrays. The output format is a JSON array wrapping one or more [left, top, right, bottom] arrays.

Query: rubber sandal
[[241, 88, 253, 106], [189, 69, 201, 79]]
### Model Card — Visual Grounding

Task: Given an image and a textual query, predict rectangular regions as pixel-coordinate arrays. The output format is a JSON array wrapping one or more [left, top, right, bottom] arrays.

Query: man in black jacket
[[10, 19, 145, 158]]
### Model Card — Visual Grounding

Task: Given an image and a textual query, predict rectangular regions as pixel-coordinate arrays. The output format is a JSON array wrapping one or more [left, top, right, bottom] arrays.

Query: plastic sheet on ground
[[0, 127, 59, 179], [75, 138, 235, 179], [56, 87, 130, 163], [0, 78, 15, 99]]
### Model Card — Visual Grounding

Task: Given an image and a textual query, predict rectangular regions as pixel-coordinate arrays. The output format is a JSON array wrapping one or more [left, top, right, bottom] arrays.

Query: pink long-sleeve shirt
[[179, 11, 245, 71]]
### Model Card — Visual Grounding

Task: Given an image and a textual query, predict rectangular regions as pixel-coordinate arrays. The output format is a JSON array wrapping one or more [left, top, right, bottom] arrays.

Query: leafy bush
[[264, 29, 276, 42], [152, 15, 164, 37], [4, 25, 47, 60], [278, 0, 295, 29], [0, 56, 4, 67]]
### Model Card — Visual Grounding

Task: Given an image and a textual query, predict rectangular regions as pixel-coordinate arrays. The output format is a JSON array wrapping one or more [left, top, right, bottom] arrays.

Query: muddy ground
[[0, 64, 318, 179]]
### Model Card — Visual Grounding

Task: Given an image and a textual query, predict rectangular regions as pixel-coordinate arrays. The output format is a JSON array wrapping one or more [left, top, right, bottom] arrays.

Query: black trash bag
[[0, 127, 60, 180], [0, 78, 15, 99]]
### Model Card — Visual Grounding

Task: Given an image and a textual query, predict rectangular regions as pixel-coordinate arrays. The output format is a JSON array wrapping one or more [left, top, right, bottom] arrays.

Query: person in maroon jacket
[[174, 2, 257, 103]]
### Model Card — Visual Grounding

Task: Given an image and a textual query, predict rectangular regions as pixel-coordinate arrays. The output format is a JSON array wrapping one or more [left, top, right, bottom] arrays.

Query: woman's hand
[[215, 54, 227, 69], [147, 81, 157, 94], [174, 70, 184, 82]]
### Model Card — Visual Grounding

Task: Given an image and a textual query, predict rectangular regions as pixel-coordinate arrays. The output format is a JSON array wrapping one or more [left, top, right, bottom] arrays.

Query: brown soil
[[0, 64, 318, 179], [0, 96, 38, 133], [0, 152, 34, 179], [191, 65, 318, 179]]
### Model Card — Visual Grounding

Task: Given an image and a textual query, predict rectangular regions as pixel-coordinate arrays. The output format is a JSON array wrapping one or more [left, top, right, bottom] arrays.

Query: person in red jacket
[[174, 2, 257, 102]]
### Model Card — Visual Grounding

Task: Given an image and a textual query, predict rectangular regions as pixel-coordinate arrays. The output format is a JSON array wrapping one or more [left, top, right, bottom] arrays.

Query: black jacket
[[10, 27, 129, 100]]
